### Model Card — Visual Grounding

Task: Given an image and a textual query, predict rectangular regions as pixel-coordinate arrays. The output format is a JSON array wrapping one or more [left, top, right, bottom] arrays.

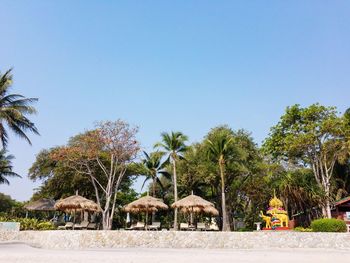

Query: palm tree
[[154, 131, 188, 230], [0, 68, 39, 148], [0, 149, 20, 185], [206, 135, 233, 231], [141, 151, 171, 197]]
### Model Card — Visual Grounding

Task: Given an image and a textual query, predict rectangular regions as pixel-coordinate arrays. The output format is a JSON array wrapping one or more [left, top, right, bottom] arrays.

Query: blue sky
[[0, 1, 349, 201]]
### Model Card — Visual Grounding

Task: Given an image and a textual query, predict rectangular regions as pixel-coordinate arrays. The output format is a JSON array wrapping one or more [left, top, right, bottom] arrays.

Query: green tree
[[206, 132, 234, 231], [0, 150, 20, 185], [0, 192, 16, 213], [0, 68, 39, 148], [154, 131, 188, 230], [263, 104, 350, 218], [140, 151, 170, 197]]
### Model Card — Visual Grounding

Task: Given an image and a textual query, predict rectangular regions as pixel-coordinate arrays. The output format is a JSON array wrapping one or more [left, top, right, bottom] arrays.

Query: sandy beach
[[1, 243, 349, 263]]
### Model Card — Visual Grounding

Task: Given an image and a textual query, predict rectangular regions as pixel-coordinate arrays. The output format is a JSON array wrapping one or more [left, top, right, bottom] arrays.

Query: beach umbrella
[[172, 193, 218, 224], [123, 194, 168, 226], [54, 194, 102, 213], [24, 198, 56, 211]]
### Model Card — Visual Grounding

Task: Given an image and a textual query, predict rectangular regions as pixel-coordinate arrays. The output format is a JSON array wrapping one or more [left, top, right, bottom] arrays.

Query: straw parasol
[[54, 194, 101, 212], [24, 198, 56, 211], [172, 193, 218, 224], [179, 205, 219, 216], [124, 195, 168, 226]]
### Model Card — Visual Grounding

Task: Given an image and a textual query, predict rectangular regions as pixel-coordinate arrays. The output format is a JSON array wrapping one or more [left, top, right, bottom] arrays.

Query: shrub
[[0, 216, 56, 230], [293, 226, 313, 232], [311, 218, 347, 232]]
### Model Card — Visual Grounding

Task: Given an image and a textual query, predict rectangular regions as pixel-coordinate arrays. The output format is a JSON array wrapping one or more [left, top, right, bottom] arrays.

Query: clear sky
[[0, 1, 349, 201]]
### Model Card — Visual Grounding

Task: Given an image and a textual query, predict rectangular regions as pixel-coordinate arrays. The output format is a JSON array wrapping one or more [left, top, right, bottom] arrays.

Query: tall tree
[[206, 134, 233, 231], [0, 68, 39, 148], [140, 151, 170, 197], [52, 120, 140, 229], [154, 131, 188, 230], [0, 149, 20, 185], [263, 104, 350, 218]]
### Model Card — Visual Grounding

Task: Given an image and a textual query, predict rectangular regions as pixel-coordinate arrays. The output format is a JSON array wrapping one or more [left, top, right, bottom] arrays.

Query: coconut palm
[[141, 151, 171, 197], [206, 135, 233, 231], [0, 149, 20, 185], [0, 68, 39, 148], [154, 131, 188, 230]]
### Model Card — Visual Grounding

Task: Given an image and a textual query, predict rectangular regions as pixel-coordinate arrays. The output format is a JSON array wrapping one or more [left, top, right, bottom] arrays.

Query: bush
[[311, 218, 347, 232], [293, 226, 313, 232], [0, 216, 56, 230]]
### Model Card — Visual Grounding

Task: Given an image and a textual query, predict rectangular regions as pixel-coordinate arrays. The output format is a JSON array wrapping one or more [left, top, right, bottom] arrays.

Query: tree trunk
[[219, 158, 230, 231], [152, 176, 156, 223], [173, 157, 178, 230]]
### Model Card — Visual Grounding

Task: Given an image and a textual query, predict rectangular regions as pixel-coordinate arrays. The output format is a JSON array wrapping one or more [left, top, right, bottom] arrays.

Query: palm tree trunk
[[173, 157, 178, 230], [152, 176, 156, 223], [219, 158, 229, 231]]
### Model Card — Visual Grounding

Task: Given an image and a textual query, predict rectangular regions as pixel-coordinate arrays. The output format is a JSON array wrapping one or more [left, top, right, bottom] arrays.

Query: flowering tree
[[52, 120, 139, 229]]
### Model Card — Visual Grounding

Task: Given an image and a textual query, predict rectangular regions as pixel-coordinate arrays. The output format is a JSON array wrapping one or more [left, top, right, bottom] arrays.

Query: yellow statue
[[272, 212, 289, 227], [261, 192, 290, 230], [259, 211, 271, 229]]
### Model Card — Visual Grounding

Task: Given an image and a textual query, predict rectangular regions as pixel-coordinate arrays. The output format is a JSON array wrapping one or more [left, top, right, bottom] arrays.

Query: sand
[[0, 243, 349, 263]]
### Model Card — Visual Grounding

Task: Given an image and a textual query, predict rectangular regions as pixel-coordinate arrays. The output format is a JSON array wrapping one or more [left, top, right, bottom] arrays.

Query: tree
[[206, 133, 234, 231], [263, 104, 350, 218], [0, 193, 17, 213], [0, 149, 20, 185], [52, 120, 140, 229], [140, 151, 170, 197], [0, 68, 39, 148], [154, 131, 188, 230]]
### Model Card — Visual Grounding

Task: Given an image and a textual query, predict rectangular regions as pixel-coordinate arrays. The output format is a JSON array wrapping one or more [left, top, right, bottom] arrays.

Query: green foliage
[[154, 131, 188, 160], [293, 227, 313, 232], [0, 192, 16, 212], [311, 218, 347, 232], [139, 151, 171, 196], [0, 216, 56, 230], [263, 104, 350, 217], [0, 68, 39, 148], [0, 150, 20, 185]]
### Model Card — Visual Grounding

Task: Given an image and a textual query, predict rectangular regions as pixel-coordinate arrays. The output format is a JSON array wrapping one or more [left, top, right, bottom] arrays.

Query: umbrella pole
[[146, 210, 148, 230], [190, 207, 193, 225]]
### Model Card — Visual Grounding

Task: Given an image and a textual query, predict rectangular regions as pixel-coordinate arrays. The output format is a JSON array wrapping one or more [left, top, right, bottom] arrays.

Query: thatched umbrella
[[180, 205, 219, 216], [172, 193, 218, 225], [55, 194, 101, 213], [24, 198, 56, 211], [124, 195, 168, 226]]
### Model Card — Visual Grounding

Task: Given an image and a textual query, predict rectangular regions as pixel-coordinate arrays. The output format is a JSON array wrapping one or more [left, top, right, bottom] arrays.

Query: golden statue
[[260, 192, 289, 230], [259, 211, 271, 228]]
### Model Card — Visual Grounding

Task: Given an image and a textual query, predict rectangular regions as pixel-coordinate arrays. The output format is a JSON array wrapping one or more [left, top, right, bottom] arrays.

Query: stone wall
[[1, 230, 350, 250]]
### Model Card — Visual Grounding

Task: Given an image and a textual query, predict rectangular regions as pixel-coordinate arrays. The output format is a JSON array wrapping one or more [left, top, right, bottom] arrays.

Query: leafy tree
[[154, 131, 188, 230], [263, 104, 350, 218], [0, 149, 20, 185], [0, 68, 39, 148], [206, 132, 234, 231], [0, 192, 16, 213], [140, 151, 170, 197], [50, 120, 140, 229]]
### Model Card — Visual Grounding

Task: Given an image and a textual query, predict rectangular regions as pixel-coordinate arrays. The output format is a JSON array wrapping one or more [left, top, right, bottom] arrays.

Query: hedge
[[0, 216, 56, 230], [311, 218, 347, 232]]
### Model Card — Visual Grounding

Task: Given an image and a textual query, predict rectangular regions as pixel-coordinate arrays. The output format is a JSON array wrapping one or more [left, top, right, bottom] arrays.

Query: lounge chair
[[196, 222, 207, 231], [147, 222, 161, 231], [87, 222, 97, 230], [125, 223, 137, 230], [74, 221, 89, 230], [180, 223, 189, 231], [57, 222, 74, 230], [209, 223, 219, 231], [134, 221, 145, 230]]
